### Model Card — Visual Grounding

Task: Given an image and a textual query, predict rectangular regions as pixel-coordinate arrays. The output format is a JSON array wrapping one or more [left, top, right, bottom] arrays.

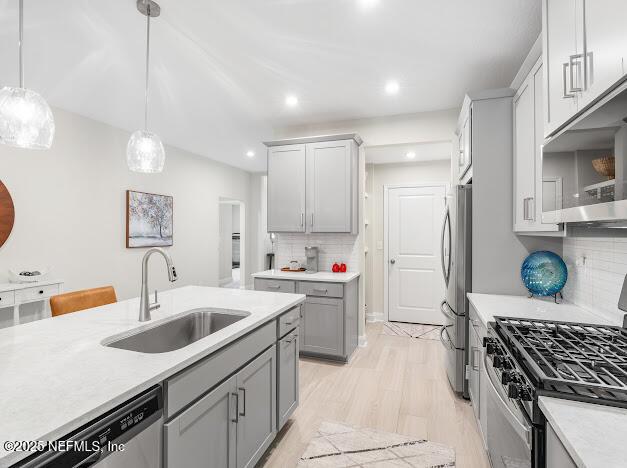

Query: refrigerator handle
[[440, 208, 451, 287]]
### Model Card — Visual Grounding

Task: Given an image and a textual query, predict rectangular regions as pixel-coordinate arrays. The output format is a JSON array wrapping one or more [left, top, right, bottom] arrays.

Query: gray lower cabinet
[[546, 423, 577, 468], [236, 345, 277, 468], [164, 377, 237, 468], [164, 343, 278, 468], [301, 296, 343, 358], [277, 330, 299, 430]]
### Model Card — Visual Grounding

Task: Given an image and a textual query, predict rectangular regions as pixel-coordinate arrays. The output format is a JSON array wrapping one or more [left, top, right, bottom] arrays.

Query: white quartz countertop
[[466, 293, 621, 329], [539, 396, 627, 468], [0, 285, 305, 467], [252, 269, 360, 283]]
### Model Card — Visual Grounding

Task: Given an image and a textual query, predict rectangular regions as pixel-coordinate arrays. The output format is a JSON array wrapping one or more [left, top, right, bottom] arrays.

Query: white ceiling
[[366, 141, 452, 164], [0, 0, 541, 172]]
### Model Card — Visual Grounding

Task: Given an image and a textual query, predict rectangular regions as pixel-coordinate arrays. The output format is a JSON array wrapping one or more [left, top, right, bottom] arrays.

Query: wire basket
[[592, 156, 615, 180]]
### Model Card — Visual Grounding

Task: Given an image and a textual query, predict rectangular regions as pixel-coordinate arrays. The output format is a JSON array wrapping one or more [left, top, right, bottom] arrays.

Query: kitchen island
[[0, 286, 305, 467]]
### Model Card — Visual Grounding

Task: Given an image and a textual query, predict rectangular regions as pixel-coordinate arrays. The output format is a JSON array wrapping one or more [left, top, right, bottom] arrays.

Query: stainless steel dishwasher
[[15, 385, 163, 468]]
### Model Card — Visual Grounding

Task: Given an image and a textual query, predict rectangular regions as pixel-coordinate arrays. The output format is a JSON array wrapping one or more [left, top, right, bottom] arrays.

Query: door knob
[[390, 259, 396, 264]]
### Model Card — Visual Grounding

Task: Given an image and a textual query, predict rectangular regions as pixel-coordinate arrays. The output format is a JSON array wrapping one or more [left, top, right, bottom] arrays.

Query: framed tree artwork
[[126, 190, 173, 248]]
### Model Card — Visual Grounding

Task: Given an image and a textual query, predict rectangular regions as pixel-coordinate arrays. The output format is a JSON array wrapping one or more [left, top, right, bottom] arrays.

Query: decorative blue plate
[[521, 251, 568, 297]]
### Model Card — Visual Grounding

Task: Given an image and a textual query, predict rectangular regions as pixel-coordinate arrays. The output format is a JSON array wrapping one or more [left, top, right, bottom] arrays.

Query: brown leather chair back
[[50, 286, 117, 317]]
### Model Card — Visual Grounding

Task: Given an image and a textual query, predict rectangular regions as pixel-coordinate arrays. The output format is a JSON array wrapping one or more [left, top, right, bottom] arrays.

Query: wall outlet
[[376, 241, 383, 250]]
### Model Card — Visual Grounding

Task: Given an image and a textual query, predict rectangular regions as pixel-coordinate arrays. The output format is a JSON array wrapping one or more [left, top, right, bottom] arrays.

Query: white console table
[[0, 280, 64, 327]]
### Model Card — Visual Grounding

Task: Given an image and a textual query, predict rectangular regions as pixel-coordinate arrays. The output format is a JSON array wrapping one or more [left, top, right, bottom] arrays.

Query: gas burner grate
[[494, 317, 627, 401]]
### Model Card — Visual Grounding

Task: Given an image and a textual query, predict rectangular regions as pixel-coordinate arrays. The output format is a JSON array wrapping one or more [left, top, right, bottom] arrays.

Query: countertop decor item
[[0, 0, 55, 150], [521, 250, 567, 301], [8, 268, 50, 283], [280, 267, 306, 272], [126, 190, 173, 248], [592, 156, 615, 180], [126, 0, 165, 173], [0, 182, 14, 248]]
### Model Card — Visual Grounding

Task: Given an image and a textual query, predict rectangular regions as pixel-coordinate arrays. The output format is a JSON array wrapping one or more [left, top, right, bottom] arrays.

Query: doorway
[[384, 184, 447, 325], [218, 198, 246, 289]]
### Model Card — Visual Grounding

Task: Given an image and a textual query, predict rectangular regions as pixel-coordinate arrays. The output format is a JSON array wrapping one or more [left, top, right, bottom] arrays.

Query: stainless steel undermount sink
[[104, 309, 250, 353]]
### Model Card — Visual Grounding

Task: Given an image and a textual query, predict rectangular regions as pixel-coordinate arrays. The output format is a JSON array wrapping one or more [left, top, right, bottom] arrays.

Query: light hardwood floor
[[260, 322, 491, 468]]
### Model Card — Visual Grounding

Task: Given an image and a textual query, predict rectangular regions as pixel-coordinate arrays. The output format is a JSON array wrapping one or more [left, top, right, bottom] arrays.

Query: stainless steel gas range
[[483, 317, 627, 468]]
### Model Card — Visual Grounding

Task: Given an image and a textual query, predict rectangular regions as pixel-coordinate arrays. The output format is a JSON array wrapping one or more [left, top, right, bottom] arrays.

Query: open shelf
[[583, 179, 615, 199]]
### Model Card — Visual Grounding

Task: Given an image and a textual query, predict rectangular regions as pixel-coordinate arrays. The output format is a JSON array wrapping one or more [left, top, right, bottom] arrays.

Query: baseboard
[[366, 311, 385, 323], [358, 334, 368, 347]]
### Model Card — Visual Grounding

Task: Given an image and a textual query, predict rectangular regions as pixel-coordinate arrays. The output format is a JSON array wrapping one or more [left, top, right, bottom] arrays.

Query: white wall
[[0, 108, 257, 301], [232, 205, 240, 233], [273, 109, 458, 148], [365, 160, 451, 320]]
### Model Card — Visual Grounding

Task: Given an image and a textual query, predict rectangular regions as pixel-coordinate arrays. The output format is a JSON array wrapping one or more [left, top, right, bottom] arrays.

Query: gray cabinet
[[468, 323, 481, 423], [307, 140, 354, 233], [236, 345, 277, 468], [468, 303, 488, 448], [277, 330, 299, 430], [267, 144, 306, 232], [254, 277, 359, 362], [301, 296, 344, 358], [164, 377, 237, 468], [542, 0, 627, 137], [513, 59, 561, 234], [265, 135, 360, 234]]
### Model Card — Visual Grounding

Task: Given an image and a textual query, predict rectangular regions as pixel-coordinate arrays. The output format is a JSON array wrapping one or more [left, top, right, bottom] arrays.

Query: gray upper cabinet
[[236, 345, 277, 468], [265, 135, 361, 234], [267, 144, 307, 232], [307, 140, 353, 233], [301, 296, 344, 358], [543, 0, 580, 137], [164, 377, 237, 468], [543, 0, 627, 137], [513, 59, 561, 234]]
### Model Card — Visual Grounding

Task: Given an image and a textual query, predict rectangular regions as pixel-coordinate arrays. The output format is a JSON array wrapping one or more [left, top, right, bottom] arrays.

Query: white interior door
[[388, 185, 446, 325]]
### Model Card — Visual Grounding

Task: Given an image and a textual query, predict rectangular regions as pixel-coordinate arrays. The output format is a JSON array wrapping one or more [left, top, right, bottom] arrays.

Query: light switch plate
[[376, 241, 383, 250]]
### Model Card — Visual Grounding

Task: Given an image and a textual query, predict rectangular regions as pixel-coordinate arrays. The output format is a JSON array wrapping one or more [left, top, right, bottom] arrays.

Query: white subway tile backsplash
[[273, 233, 359, 272], [562, 236, 627, 323]]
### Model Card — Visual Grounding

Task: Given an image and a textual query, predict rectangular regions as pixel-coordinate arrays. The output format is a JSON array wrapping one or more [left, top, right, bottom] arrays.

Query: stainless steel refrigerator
[[439, 185, 472, 398]]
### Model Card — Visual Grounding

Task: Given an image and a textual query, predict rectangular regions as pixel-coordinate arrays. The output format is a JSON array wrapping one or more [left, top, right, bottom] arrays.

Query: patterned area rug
[[297, 421, 456, 467], [382, 322, 440, 341]]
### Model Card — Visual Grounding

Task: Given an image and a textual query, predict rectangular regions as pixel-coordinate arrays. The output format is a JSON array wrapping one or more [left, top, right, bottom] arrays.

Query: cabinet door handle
[[313, 288, 327, 294], [310, 213, 314, 228], [523, 197, 535, 221], [238, 387, 246, 416], [267, 285, 281, 290], [301, 213, 304, 228], [230, 392, 239, 423], [562, 62, 575, 99], [471, 347, 480, 371], [569, 54, 584, 92]]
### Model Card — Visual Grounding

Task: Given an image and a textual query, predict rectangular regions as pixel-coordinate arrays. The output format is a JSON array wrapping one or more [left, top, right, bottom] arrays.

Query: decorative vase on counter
[[521, 251, 567, 301]]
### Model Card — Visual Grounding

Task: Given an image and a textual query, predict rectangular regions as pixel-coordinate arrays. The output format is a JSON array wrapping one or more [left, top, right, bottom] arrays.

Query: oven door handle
[[483, 352, 532, 449]]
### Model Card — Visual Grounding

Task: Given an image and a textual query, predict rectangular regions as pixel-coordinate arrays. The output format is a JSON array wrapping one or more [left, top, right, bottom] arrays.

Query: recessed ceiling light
[[406, 151, 416, 160], [246, 150, 255, 158], [285, 94, 299, 107], [385, 80, 400, 95], [358, 0, 379, 10]]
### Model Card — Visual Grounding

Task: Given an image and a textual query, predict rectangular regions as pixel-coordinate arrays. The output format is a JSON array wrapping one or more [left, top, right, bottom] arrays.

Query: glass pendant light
[[127, 0, 165, 173], [0, 0, 55, 150]]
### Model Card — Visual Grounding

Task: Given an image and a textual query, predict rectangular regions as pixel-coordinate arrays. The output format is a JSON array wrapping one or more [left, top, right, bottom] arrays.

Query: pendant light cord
[[18, 0, 24, 88], [144, 1, 151, 131]]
